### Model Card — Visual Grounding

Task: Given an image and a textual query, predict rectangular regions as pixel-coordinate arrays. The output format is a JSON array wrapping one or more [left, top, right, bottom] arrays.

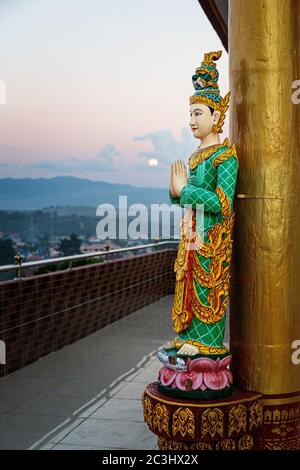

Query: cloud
[[97, 143, 120, 160], [0, 143, 123, 175], [91, 143, 121, 171], [27, 155, 120, 173], [135, 162, 165, 173], [0, 131, 196, 181], [134, 127, 195, 168]]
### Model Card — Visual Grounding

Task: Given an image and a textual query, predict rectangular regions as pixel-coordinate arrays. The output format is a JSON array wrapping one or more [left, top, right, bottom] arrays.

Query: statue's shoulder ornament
[[212, 139, 239, 170], [188, 138, 238, 171]]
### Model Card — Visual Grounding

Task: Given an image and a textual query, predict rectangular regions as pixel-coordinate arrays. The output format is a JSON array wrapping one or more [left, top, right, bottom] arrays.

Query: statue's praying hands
[[170, 160, 188, 198]]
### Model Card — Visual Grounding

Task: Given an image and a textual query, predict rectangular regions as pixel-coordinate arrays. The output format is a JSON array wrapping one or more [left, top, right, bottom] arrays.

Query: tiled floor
[[0, 295, 174, 450], [0, 294, 230, 450]]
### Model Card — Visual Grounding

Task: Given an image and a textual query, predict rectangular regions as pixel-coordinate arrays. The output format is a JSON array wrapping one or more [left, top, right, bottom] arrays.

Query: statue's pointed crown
[[189, 50, 230, 133]]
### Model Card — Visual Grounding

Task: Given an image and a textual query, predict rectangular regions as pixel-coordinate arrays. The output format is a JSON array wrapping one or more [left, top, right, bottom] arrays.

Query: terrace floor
[[0, 295, 174, 450], [0, 294, 230, 450]]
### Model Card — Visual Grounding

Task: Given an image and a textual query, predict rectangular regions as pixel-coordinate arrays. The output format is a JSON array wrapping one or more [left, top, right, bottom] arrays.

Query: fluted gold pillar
[[229, 0, 300, 394], [229, 0, 300, 449], [229, 0, 300, 395]]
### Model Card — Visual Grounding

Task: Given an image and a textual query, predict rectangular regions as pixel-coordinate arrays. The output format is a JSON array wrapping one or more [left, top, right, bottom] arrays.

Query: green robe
[[169, 140, 239, 355]]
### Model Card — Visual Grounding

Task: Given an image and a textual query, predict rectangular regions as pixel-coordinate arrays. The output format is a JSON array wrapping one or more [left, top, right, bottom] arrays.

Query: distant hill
[[0, 176, 171, 210]]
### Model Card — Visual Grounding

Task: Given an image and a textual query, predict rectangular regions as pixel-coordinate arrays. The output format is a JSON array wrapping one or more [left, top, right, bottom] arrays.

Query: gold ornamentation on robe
[[171, 186, 234, 331], [188, 137, 229, 170]]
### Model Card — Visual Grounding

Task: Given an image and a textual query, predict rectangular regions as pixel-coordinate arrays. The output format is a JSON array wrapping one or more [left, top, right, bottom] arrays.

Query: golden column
[[229, 0, 300, 449]]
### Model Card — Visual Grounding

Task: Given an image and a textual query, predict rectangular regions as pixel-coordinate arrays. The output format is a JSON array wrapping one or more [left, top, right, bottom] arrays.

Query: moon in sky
[[148, 158, 158, 167]]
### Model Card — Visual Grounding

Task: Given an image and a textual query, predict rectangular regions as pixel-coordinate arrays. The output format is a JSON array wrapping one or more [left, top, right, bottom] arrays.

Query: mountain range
[[0, 176, 171, 210]]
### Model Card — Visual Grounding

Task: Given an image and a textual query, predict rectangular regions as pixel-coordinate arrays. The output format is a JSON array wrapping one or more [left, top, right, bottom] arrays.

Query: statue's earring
[[212, 112, 221, 133]]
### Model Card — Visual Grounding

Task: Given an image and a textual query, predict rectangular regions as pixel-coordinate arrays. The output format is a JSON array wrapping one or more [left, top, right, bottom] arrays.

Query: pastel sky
[[0, 0, 228, 188]]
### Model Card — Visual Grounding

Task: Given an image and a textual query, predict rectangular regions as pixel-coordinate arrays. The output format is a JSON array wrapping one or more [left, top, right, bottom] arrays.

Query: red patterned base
[[254, 392, 300, 450], [142, 382, 263, 450]]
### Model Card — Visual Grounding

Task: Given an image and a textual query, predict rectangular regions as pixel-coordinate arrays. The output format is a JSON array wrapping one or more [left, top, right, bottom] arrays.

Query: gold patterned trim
[[184, 339, 228, 355], [171, 187, 235, 329], [200, 50, 222, 68], [190, 191, 235, 324], [213, 143, 239, 170], [228, 405, 247, 436], [152, 403, 170, 435], [143, 389, 262, 451], [188, 137, 229, 170], [167, 336, 228, 355], [215, 439, 236, 450], [172, 407, 195, 438], [249, 400, 263, 431], [142, 394, 153, 427], [202, 408, 224, 438], [216, 185, 232, 219], [172, 337, 186, 349], [171, 230, 193, 333], [157, 435, 254, 450], [158, 436, 213, 450], [171, 142, 237, 331]]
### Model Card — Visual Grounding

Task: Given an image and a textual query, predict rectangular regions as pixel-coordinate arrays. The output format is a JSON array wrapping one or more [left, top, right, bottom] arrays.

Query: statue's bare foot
[[178, 343, 199, 356]]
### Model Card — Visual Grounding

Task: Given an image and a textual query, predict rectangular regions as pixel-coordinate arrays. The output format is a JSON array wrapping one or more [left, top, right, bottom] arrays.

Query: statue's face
[[189, 103, 220, 139]]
